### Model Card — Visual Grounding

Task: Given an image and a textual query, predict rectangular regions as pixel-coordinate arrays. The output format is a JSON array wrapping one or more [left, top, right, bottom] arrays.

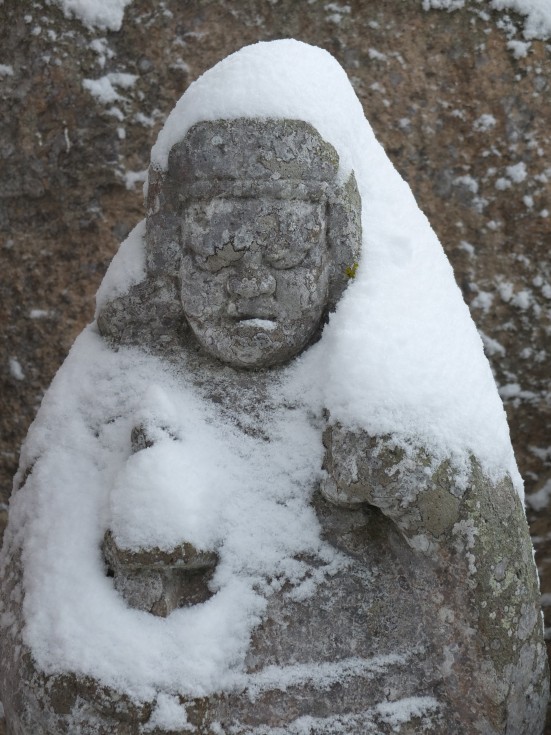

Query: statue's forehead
[[167, 119, 340, 188]]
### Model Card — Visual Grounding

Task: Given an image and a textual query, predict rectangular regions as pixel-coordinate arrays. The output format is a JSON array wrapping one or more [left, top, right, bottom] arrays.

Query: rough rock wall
[[0, 0, 549, 730]]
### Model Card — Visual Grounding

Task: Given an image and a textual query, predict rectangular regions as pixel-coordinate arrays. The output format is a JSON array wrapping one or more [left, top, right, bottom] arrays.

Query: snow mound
[[150, 39, 521, 497]]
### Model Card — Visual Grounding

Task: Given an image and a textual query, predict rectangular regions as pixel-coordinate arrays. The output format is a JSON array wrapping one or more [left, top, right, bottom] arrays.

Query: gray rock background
[[1, 0, 550, 731]]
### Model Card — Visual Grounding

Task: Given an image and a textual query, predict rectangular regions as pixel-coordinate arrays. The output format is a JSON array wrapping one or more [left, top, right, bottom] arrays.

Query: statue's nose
[[226, 265, 276, 299]]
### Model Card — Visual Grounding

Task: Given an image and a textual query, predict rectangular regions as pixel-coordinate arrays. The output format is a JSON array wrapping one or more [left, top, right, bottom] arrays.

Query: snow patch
[[506, 161, 528, 182], [508, 39, 532, 57], [454, 174, 479, 193], [376, 695, 441, 727], [422, 0, 551, 40], [491, 0, 551, 39], [495, 177, 512, 190], [95, 220, 146, 312], [473, 114, 497, 132], [526, 480, 551, 512], [122, 169, 148, 191], [53, 0, 133, 31], [83, 72, 137, 105], [479, 331, 506, 356], [142, 694, 193, 732], [9, 358, 25, 381]]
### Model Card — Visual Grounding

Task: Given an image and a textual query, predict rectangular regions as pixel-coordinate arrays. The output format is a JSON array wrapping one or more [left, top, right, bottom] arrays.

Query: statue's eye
[[264, 208, 323, 269], [192, 255, 224, 273], [197, 239, 245, 272], [265, 244, 308, 269]]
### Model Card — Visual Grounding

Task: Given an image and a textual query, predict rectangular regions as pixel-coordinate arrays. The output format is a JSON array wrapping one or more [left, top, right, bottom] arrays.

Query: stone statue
[[0, 40, 548, 735]]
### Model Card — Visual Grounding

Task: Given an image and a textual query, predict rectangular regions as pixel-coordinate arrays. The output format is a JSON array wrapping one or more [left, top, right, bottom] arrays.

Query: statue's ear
[[97, 277, 189, 347], [145, 169, 183, 279], [326, 171, 362, 313]]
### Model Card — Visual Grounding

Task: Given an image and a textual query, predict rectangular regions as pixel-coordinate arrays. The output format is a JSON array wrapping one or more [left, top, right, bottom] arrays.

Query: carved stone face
[[180, 196, 331, 368], [131, 119, 360, 367]]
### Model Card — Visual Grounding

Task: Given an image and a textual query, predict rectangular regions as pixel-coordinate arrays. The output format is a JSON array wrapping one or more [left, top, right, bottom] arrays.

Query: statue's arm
[[321, 422, 490, 556], [321, 422, 548, 719], [321, 423, 461, 552]]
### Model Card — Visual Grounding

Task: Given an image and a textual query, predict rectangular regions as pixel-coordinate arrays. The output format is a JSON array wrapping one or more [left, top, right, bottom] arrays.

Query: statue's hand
[[321, 423, 462, 553]]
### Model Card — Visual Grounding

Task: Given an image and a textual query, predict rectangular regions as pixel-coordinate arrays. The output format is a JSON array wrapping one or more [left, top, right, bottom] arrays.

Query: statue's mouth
[[235, 317, 277, 331]]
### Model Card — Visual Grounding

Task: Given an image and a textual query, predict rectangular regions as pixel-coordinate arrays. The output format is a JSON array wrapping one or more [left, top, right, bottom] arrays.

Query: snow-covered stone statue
[[0, 40, 548, 735]]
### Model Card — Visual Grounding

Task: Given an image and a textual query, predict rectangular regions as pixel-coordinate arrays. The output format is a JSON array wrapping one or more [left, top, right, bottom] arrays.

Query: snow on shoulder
[[151, 39, 521, 497]]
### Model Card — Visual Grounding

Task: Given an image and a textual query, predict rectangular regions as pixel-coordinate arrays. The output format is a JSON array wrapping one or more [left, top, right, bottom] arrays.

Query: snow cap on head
[[148, 39, 520, 495], [149, 40, 363, 181]]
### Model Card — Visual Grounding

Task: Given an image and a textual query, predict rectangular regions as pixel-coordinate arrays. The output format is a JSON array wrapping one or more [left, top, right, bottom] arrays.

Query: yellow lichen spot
[[345, 262, 358, 279]]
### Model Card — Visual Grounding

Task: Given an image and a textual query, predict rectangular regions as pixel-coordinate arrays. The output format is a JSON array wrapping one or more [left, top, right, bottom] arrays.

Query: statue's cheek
[[275, 266, 329, 314], [181, 267, 227, 318]]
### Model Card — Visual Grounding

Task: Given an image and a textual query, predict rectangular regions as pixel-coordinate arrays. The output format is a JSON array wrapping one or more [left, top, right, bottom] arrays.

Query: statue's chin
[[188, 321, 312, 369]]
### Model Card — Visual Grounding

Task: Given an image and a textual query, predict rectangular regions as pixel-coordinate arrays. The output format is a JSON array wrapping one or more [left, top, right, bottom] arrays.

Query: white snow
[[367, 48, 387, 62], [95, 220, 146, 312], [83, 73, 137, 105], [89, 38, 114, 68], [142, 694, 193, 732], [499, 383, 522, 399], [375, 696, 440, 727], [53, 0, 133, 31], [242, 654, 406, 698], [422, 0, 466, 10], [458, 240, 475, 255], [511, 289, 533, 309], [526, 480, 551, 512], [492, 0, 551, 39], [83, 76, 120, 104], [495, 177, 512, 190], [122, 169, 148, 190], [454, 174, 479, 193], [506, 161, 528, 182], [0, 65, 14, 77], [473, 113, 497, 132], [497, 280, 515, 302], [422, 0, 551, 40], [479, 331, 506, 356], [508, 39, 532, 57], [1, 39, 524, 709], [9, 357, 25, 381], [238, 318, 277, 330], [224, 695, 441, 733]]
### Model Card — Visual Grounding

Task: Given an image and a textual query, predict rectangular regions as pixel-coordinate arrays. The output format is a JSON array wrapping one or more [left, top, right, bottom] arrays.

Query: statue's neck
[[165, 339, 290, 438]]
